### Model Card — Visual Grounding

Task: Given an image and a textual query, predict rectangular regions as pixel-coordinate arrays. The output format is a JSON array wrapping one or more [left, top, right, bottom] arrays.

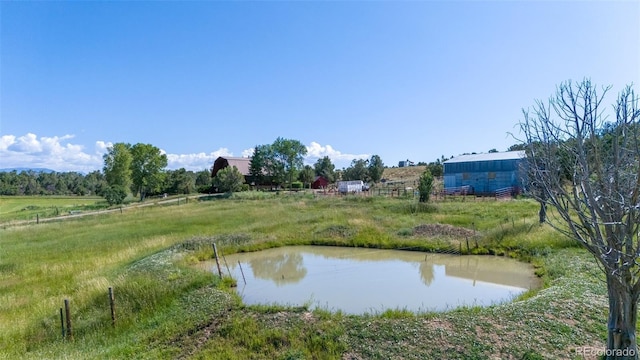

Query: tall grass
[[1, 195, 587, 358]]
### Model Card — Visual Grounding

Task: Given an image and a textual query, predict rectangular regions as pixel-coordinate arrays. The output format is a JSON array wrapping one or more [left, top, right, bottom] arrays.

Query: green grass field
[[0, 193, 608, 359], [0, 196, 107, 223]]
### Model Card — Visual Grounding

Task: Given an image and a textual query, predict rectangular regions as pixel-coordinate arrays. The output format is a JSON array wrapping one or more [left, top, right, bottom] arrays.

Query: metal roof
[[212, 156, 252, 176], [444, 151, 525, 164], [224, 157, 251, 175]]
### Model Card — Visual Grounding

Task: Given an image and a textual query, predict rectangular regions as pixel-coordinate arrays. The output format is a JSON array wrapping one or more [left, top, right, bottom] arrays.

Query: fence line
[[495, 187, 515, 200]]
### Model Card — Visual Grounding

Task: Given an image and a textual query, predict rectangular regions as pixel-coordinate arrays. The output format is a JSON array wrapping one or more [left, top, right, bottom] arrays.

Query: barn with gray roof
[[211, 156, 274, 187], [443, 151, 525, 196], [211, 157, 251, 178]]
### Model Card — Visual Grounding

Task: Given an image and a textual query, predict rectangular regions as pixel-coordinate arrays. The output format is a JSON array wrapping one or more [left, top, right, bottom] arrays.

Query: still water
[[198, 246, 539, 314]]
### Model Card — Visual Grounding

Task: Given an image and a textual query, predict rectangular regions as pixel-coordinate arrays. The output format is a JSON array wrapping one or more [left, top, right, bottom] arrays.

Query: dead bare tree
[[519, 79, 640, 359]]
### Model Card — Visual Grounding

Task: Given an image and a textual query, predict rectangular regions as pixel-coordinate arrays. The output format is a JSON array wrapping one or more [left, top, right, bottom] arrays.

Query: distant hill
[[380, 166, 443, 192], [0, 168, 56, 173], [381, 165, 427, 183]]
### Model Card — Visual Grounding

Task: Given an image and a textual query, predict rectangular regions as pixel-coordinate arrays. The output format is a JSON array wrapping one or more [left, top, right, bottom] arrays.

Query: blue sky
[[1, 1, 638, 173]]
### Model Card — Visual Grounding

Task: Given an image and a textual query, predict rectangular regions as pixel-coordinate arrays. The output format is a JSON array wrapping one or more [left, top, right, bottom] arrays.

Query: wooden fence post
[[59, 308, 65, 339], [64, 299, 73, 341], [109, 287, 116, 327]]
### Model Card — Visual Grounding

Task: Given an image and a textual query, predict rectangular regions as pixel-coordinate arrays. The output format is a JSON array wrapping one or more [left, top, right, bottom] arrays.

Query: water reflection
[[419, 261, 434, 285], [198, 246, 539, 314], [249, 253, 306, 285]]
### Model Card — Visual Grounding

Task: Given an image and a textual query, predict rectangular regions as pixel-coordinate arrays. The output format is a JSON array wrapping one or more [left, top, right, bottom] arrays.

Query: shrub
[[418, 169, 434, 203], [102, 185, 128, 205], [213, 166, 244, 193]]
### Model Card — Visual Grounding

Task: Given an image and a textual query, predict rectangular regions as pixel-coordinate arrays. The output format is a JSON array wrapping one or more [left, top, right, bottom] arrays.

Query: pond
[[198, 246, 540, 314]]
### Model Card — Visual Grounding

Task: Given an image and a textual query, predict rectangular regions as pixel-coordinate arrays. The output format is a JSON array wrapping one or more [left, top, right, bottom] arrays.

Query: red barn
[[311, 176, 330, 189]]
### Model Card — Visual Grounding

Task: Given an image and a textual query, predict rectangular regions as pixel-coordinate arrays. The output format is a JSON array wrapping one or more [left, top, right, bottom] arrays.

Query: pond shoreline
[[198, 245, 540, 314]]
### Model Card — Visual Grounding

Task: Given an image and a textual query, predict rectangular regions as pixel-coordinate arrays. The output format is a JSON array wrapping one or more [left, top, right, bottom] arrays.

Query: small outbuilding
[[443, 151, 525, 196], [311, 176, 329, 189], [337, 180, 365, 194]]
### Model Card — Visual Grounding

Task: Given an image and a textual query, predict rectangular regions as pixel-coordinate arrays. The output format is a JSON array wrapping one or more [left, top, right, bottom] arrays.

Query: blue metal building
[[443, 151, 525, 196]]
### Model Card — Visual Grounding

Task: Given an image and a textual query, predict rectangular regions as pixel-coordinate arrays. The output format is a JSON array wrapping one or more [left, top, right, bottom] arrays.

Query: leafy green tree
[[37, 172, 58, 194], [102, 185, 127, 205], [418, 169, 434, 202], [195, 169, 213, 193], [290, 181, 304, 189], [271, 137, 307, 188], [368, 155, 384, 183], [342, 159, 369, 181], [314, 156, 336, 182], [249, 145, 268, 185], [0, 171, 19, 195], [507, 143, 527, 151], [259, 144, 285, 187], [426, 159, 444, 177], [63, 172, 88, 196], [298, 165, 315, 188], [84, 171, 107, 196], [103, 143, 133, 190], [20, 171, 41, 195], [130, 143, 168, 201], [213, 166, 244, 193], [164, 168, 195, 194]]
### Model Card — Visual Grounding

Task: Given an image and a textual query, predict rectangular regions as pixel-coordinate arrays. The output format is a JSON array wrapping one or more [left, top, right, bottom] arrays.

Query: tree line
[[0, 170, 106, 196], [0, 167, 212, 199]]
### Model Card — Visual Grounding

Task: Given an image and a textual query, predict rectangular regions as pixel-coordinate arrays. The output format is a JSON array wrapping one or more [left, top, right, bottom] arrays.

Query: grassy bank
[[1, 193, 605, 359]]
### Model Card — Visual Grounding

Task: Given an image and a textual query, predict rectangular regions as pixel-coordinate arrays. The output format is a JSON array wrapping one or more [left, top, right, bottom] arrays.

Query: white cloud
[[95, 141, 112, 155], [0, 135, 16, 151], [241, 148, 255, 158], [165, 148, 232, 171], [0, 133, 103, 173], [7, 133, 42, 153], [305, 141, 369, 168]]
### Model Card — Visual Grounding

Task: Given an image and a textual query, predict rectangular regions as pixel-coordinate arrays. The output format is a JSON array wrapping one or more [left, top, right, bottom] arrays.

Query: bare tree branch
[[519, 79, 640, 358]]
